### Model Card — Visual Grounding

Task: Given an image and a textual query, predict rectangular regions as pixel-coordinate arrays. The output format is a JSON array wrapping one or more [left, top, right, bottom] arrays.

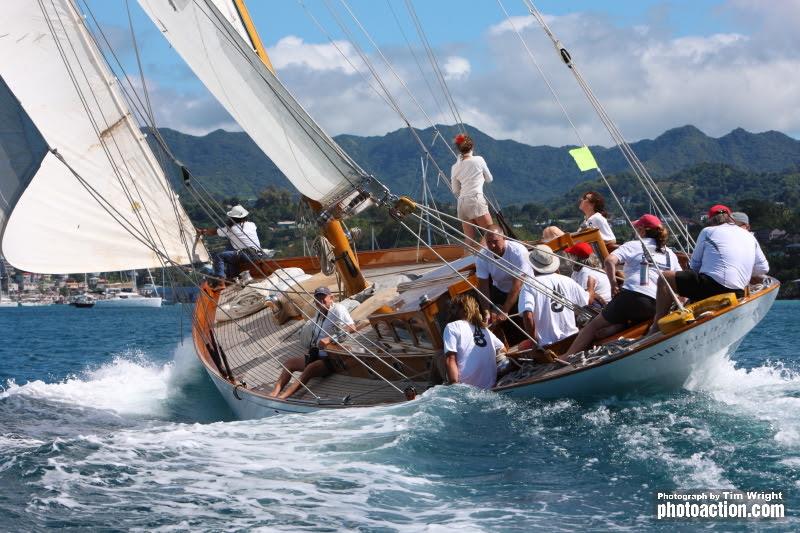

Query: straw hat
[[529, 244, 560, 275]]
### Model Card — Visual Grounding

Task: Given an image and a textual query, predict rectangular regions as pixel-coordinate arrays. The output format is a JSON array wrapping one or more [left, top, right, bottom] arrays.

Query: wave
[[0, 339, 222, 422]]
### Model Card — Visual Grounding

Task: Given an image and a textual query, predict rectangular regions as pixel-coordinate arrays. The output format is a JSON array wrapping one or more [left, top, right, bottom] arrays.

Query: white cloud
[[442, 56, 471, 80], [139, 1, 800, 147], [267, 36, 359, 73]]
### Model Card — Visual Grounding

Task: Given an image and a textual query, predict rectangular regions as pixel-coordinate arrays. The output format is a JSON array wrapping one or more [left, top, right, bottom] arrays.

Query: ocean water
[[0, 302, 798, 531]]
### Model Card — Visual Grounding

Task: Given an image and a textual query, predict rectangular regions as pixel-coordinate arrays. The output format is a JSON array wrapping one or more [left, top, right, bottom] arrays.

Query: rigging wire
[[489, 0, 686, 309]]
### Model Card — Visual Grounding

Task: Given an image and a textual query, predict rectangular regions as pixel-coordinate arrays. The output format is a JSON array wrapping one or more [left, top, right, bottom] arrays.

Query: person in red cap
[[565, 214, 681, 356], [564, 242, 611, 306], [649, 204, 769, 332], [450, 134, 494, 247]]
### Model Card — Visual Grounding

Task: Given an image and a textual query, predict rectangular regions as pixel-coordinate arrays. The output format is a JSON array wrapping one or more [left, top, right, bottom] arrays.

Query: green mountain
[[155, 124, 800, 206]]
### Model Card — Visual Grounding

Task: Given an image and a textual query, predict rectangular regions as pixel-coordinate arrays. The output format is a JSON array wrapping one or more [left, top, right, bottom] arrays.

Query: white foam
[[0, 342, 201, 418], [685, 353, 800, 450]]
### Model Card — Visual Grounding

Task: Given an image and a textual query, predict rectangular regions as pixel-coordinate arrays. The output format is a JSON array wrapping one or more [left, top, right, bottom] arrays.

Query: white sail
[[0, 1, 207, 274], [137, 0, 366, 206]]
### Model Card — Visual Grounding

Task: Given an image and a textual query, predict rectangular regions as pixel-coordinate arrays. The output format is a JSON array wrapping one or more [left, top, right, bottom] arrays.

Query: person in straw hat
[[197, 204, 262, 281], [518, 244, 589, 347]]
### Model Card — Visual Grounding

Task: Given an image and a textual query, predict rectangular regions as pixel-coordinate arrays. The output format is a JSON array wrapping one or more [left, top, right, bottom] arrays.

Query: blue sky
[[82, 1, 799, 145]]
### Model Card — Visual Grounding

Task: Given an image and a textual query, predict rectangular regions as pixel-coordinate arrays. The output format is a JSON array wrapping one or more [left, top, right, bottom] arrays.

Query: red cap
[[564, 242, 593, 259], [633, 214, 662, 229], [707, 204, 731, 218]]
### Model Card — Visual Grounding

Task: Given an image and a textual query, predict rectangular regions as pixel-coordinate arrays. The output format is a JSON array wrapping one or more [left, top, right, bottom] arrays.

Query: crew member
[[518, 245, 589, 347], [650, 204, 769, 331], [197, 205, 262, 281], [269, 286, 356, 399], [476, 224, 534, 323]]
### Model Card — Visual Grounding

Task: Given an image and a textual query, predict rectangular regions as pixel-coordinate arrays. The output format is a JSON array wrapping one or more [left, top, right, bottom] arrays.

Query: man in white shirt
[[198, 205, 262, 281], [270, 286, 357, 399], [476, 225, 534, 323], [651, 204, 769, 329], [518, 245, 589, 347]]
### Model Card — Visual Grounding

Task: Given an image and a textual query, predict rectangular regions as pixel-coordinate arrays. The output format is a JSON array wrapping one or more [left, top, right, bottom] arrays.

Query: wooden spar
[[231, 0, 368, 296], [232, 0, 274, 73], [304, 198, 368, 295]]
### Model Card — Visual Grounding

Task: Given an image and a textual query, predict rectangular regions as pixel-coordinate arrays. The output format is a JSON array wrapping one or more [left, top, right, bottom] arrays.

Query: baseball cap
[[633, 214, 662, 229], [313, 286, 332, 298], [564, 242, 593, 259], [731, 212, 749, 226], [707, 204, 731, 218]]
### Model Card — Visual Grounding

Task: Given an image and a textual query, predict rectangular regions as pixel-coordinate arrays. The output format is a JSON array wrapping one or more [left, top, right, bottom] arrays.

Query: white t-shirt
[[443, 319, 503, 389], [611, 238, 682, 299], [451, 153, 493, 199], [476, 240, 534, 293], [217, 221, 261, 250], [517, 273, 589, 346], [579, 212, 615, 242], [571, 267, 612, 304], [690, 224, 769, 290], [306, 303, 355, 347]]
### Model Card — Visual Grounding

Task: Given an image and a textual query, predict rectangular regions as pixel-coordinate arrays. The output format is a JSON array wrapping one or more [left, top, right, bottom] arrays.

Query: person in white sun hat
[[198, 204, 262, 281], [518, 244, 588, 347]]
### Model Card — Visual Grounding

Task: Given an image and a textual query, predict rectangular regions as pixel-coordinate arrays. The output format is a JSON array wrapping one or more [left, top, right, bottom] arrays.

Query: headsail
[[0, 1, 206, 274], [137, 0, 369, 209]]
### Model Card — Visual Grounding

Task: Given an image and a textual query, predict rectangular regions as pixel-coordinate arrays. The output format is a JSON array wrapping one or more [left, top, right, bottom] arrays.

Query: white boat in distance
[[94, 291, 162, 308]]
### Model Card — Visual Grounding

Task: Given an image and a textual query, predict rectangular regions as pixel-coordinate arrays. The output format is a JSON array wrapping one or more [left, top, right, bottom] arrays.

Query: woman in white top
[[450, 134, 494, 246], [542, 191, 616, 246], [564, 214, 680, 357], [443, 293, 505, 389]]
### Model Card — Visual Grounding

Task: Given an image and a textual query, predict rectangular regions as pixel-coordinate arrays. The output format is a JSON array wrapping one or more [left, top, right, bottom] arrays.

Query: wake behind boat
[[0, 1, 778, 421]]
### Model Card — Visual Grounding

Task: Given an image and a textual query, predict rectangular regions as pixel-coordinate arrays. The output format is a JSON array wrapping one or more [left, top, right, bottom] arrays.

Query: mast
[[228, 0, 367, 295]]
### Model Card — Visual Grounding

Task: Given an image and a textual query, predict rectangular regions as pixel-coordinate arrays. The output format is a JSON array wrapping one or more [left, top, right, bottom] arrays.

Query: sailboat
[[0, 260, 16, 308], [95, 270, 163, 308], [0, 1, 777, 419]]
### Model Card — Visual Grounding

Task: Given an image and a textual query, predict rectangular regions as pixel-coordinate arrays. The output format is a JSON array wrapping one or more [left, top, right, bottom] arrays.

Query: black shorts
[[305, 347, 335, 374], [601, 289, 656, 326], [675, 271, 744, 301], [489, 284, 518, 311]]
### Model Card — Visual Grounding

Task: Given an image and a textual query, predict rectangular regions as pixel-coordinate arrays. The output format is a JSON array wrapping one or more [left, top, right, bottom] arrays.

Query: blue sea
[[1, 302, 798, 531]]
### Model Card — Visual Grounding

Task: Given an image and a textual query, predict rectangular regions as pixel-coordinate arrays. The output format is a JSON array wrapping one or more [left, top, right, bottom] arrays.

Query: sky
[[83, 0, 800, 147]]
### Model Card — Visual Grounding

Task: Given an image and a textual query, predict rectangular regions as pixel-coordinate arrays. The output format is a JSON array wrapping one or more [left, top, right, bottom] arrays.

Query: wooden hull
[[192, 246, 779, 419]]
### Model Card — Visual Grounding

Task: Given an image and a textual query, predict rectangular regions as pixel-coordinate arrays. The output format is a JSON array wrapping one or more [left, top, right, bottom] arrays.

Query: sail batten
[[138, 0, 367, 207], [0, 1, 207, 274]]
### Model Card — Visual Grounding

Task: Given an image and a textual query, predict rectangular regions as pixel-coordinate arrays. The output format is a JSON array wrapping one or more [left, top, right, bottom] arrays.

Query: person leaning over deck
[[197, 205, 261, 281], [476, 224, 534, 323], [649, 205, 769, 333], [450, 133, 494, 247], [564, 214, 681, 356], [541, 191, 616, 246], [443, 293, 505, 389], [518, 245, 589, 347], [564, 242, 612, 307], [269, 286, 357, 400]]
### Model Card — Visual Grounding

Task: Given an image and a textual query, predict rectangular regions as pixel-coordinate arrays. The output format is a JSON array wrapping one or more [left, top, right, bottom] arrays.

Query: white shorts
[[457, 194, 489, 220]]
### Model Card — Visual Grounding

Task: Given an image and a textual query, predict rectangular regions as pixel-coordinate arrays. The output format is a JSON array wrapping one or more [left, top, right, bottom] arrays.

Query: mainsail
[[137, 0, 369, 208], [0, 1, 206, 274]]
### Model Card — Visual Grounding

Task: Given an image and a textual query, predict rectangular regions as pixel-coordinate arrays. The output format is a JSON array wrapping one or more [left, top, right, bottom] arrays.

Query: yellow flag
[[569, 146, 598, 172]]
